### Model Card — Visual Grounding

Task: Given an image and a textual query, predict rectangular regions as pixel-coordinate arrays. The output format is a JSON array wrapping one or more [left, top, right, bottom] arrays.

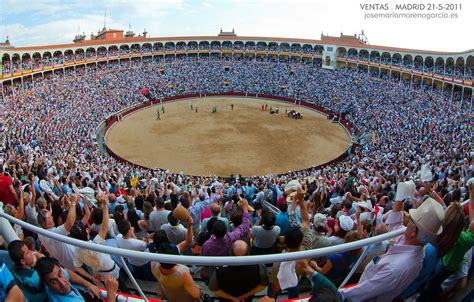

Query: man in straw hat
[[339, 197, 445, 302]]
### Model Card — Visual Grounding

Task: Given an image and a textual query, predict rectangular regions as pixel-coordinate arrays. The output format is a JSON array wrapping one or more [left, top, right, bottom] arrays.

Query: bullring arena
[[105, 96, 351, 176], [0, 25, 473, 302]]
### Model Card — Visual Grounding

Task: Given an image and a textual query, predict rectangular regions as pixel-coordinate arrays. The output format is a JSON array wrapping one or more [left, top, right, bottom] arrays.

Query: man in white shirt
[[36, 194, 78, 271], [90, 207, 119, 238], [161, 212, 187, 245], [23, 183, 39, 225], [339, 198, 445, 302], [116, 220, 155, 281], [149, 196, 170, 231]]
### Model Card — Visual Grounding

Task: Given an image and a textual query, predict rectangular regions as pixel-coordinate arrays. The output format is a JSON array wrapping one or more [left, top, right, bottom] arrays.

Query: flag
[[373, 204, 380, 226], [140, 89, 150, 95], [130, 177, 139, 187], [374, 204, 380, 216]]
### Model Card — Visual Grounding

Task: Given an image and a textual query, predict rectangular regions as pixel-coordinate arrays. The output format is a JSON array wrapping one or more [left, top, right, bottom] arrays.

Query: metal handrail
[[1, 199, 468, 266], [338, 245, 369, 289], [263, 200, 281, 215], [0, 211, 405, 266], [119, 257, 149, 301], [0, 200, 469, 302]]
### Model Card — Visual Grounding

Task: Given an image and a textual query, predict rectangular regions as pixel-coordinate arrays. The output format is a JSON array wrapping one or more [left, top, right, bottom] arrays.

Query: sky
[[0, 0, 472, 52]]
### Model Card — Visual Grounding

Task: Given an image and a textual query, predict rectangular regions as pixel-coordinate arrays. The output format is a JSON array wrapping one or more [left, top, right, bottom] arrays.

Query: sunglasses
[[409, 216, 419, 234]]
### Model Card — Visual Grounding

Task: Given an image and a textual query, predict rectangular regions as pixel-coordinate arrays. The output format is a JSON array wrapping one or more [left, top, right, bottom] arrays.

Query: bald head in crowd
[[374, 223, 389, 236], [210, 203, 220, 216], [231, 240, 250, 256]]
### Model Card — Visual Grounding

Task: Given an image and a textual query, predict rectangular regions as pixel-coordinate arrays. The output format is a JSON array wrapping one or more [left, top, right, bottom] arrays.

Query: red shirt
[[0, 174, 16, 206], [200, 207, 211, 222]]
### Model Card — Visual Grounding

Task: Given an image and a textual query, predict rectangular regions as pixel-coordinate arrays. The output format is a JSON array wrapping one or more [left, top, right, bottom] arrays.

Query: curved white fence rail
[[1, 199, 469, 301], [2, 198, 470, 265], [0, 210, 405, 266]]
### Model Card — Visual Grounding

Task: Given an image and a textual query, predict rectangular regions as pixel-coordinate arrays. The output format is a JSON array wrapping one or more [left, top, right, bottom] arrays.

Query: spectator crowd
[[0, 57, 473, 301], [2, 43, 473, 81]]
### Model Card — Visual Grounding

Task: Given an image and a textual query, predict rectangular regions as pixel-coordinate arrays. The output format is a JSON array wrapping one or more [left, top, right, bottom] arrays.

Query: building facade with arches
[[1, 30, 473, 100]]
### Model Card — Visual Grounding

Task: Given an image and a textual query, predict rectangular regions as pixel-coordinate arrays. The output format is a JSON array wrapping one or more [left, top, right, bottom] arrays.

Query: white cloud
[[1, 0, 93, 17], [0, 14, 125, 47], [105, 0, 185, 18], [1, 0, 471, 52]]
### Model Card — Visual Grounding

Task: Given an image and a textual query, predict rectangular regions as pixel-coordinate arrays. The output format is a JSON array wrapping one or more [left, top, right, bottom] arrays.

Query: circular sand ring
[[103, 93, 357, 177]]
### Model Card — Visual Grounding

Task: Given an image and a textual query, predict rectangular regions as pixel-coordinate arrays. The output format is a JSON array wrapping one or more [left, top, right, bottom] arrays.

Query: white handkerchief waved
[[277, 261, 298, 290]]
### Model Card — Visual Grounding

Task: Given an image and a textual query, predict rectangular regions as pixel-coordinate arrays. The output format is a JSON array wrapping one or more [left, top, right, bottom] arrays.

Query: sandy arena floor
[[105, 97, 351, 177]]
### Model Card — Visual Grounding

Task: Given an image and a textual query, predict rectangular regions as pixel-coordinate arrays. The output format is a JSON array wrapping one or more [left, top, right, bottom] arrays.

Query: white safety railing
[[0, 210, 405, 265], [1, 199, 469, 301], [263, 200, 281, 215]]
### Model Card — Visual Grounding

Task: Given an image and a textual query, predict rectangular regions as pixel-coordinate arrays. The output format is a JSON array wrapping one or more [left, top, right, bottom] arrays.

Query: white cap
[[339, 215, 355, 232]]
